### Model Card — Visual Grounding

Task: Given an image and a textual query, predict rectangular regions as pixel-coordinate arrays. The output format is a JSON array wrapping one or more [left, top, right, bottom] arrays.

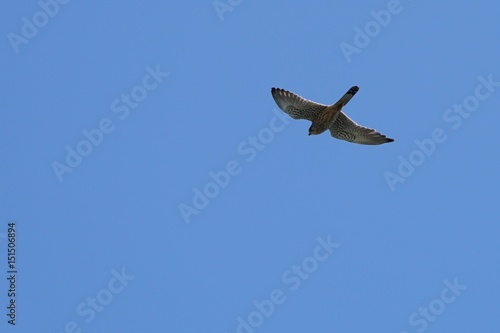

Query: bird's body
[[271, 86, 394, 145]]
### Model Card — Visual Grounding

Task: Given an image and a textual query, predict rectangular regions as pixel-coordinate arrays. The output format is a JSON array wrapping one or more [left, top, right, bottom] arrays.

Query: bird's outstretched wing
[[329, 112, 394, 145], [271, 88, 326, 121]]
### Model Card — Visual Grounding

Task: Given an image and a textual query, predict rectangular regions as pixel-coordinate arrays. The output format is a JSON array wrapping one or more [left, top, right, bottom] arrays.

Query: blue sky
[[1, 1, 499, 332]]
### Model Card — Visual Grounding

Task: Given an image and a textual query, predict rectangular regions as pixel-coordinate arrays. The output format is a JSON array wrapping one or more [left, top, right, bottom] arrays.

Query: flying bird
[[271, 86, 394, 145]]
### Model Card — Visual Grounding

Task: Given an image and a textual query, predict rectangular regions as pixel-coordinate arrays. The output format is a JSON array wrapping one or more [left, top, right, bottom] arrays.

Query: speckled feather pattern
[[271, 88, 326, 121]]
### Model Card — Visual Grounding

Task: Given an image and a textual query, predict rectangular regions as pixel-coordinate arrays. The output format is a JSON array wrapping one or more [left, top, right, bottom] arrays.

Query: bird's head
[[308, 124, 318, 136]]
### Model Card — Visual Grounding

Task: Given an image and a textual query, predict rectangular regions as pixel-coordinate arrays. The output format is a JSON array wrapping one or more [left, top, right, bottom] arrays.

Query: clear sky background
[[1, 1, 499, 332]]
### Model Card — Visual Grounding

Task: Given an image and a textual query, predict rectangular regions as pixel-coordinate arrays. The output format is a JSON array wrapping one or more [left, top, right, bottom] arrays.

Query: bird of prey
[[271, 86, 394, 145]]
